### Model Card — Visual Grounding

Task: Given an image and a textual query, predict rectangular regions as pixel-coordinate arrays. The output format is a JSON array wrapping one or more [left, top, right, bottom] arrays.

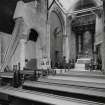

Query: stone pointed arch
[[48, 6, 65, 35], [48, 5, 66, 68]]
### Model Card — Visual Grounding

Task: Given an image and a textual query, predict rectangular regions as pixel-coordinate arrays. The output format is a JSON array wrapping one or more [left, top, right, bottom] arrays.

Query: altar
[[75, 58, 91, 71]]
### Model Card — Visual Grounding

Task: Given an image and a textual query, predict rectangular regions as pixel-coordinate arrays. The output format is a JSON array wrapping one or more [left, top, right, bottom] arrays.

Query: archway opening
[[49, 11, 64, 68], [70, 0, 98, 60], [71, 15, 96, 59], [25, 29, 39, 68], [70, 0, 102, 71], [29, 29, 39, 42]]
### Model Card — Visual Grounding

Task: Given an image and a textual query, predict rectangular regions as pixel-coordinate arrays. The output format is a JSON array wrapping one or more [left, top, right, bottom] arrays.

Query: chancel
[[0, 0, 105, 105]]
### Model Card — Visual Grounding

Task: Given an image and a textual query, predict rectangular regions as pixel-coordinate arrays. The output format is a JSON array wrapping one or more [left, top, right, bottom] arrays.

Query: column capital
[[95, 8, 103, 17], [67, 14, 75, 22]]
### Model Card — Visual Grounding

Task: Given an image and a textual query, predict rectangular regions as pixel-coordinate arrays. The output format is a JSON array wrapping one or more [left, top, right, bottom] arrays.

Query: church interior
[[0, 0, 105, 105]]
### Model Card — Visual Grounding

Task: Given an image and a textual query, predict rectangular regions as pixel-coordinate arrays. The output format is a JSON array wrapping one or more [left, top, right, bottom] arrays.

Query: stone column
[[19, 21, 28, 70], [46, 23, 51, 67], [63, 35, 69, 63], [102, 1, 105, 73], [20, 39, 26, 70], [0, 37, 1, 69], [63, 16, 71, 63]]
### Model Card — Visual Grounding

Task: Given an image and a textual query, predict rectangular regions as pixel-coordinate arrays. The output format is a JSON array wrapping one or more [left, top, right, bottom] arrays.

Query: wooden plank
[[0, 86, 88, 105], [20, 70, 34, 75], [0, 72, 14, 79], [23, 81, 105, 98]]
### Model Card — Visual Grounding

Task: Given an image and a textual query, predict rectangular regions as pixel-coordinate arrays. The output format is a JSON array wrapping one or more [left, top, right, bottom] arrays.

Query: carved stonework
[[72, 14, 96, 26]]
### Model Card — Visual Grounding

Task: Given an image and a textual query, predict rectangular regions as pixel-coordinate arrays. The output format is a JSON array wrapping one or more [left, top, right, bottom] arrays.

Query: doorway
[[49, 11, 63, 68]]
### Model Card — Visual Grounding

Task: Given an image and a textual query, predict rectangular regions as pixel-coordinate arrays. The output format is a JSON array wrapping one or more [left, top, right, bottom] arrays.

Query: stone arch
[[49, 6, 65, 34], [70, 0, 99, 59], [48, 7, 65, 68]]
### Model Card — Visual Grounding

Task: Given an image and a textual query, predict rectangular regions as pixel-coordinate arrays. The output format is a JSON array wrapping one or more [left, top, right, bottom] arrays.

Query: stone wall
[[11, 0, 48, 69], [95, 15, 103, 45], [0, 33, 11, 69]]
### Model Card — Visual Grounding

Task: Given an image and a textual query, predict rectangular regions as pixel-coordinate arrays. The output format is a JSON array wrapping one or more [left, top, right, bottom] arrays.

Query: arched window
[[29, 29, 39, 42]]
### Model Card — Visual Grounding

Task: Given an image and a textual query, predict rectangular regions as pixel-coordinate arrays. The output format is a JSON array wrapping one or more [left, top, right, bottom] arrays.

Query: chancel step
[[56, 71, 105, 79], [23, 80, 105, 103], [0, 86, 101, 105], [38, 78, 105, 89], [47, 75, 105, 84]]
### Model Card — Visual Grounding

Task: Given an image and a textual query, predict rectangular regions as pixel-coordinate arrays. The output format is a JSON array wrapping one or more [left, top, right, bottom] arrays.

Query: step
[[23, 81, 105, 102], [66, 71, 103, 75], [73, 68, 86, 71], [38, 78, 105, 89], [56, 71, 105, 79], [47, 75, 105, 84], [0, 86, 91, 105]]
